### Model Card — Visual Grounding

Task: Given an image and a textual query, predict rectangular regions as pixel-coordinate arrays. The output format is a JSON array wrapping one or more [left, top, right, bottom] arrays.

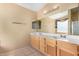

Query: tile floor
[[0, 46, 44, 56]]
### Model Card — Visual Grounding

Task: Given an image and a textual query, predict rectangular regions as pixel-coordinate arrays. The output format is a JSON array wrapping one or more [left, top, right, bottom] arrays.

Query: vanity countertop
[[30, 32, 79, 45]]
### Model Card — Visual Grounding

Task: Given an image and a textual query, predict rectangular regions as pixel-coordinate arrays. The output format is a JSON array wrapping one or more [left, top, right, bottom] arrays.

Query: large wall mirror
[[33, 6, 79, 36], [49, 7, 79, 35]]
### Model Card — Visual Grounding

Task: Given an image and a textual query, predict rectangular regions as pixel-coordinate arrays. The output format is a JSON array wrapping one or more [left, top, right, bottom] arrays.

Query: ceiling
[[17, 3, 46, 12]]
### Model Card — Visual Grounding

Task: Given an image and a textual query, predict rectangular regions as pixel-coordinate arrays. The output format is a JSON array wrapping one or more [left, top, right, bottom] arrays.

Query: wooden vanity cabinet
[[30, 35, 79, 56], [57, 40, 78, 56], [30, 35, 40, 49], [30, 35, 57, 56], [40, 37, 47, 54], [30, 35, 47, 54], [46, 38, 57, 56]]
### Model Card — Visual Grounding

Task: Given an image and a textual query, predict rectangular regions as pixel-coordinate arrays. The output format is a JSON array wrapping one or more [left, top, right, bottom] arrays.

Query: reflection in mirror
[[72, 21, 79, 35], [57, 19, 68, 34], [49, 10, 69, 34], [69, 7, 79, 35]]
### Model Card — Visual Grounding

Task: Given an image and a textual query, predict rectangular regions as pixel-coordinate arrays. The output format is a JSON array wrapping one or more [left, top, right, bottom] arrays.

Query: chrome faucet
[[60, 34, 66, 38]]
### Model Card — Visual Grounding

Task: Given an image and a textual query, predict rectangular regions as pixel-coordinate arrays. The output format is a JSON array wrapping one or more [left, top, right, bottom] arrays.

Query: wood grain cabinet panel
[[58, 48, 75, 56], [31, 35, 40, 49], [46, 39, 56, 47], [46, 39, 57, 56], [30, 35, 35, 47], [40, 37, 46, 53], [47, 45, 56, 56], [57, 40, 78, 56]]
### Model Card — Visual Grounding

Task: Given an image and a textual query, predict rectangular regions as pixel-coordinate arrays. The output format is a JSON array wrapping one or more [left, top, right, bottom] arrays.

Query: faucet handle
[[60, 34, 66, 38], [60, 34, 62, 37]]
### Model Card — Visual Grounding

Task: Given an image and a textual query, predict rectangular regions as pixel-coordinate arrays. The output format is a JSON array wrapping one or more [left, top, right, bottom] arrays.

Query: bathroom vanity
[[30, 32, 79, 56]]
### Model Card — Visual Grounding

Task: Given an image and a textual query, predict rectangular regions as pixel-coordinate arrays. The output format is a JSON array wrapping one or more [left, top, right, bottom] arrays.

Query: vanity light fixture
[[49, 10, 68, 20], [53, 5, 60, 10], [43, 10, 48, 14], [43, 5, 60, 15]]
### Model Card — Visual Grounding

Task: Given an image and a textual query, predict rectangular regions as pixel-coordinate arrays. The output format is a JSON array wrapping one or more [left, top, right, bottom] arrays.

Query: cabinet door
[[34, 36, 40, 49], [46, 39, 57, 56], [47, 45, 56, 56], [31, 35, 35, 47], [31, 35, 40, 49], [57, 48, 75, 56], [40, 38, 46, 53], [57, 40, 78, 56]]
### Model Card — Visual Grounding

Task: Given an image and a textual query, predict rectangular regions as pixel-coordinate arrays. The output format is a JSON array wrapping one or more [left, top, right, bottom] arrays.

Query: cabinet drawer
[[47, 45, 56, 56], [59, 49, 75, 56], [57, 40, 77, 53], [46, 39, 56, 47]]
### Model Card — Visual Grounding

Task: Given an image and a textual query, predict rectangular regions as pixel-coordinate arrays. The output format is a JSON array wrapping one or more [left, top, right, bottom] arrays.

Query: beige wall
[[0, 3, 36, 52]]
